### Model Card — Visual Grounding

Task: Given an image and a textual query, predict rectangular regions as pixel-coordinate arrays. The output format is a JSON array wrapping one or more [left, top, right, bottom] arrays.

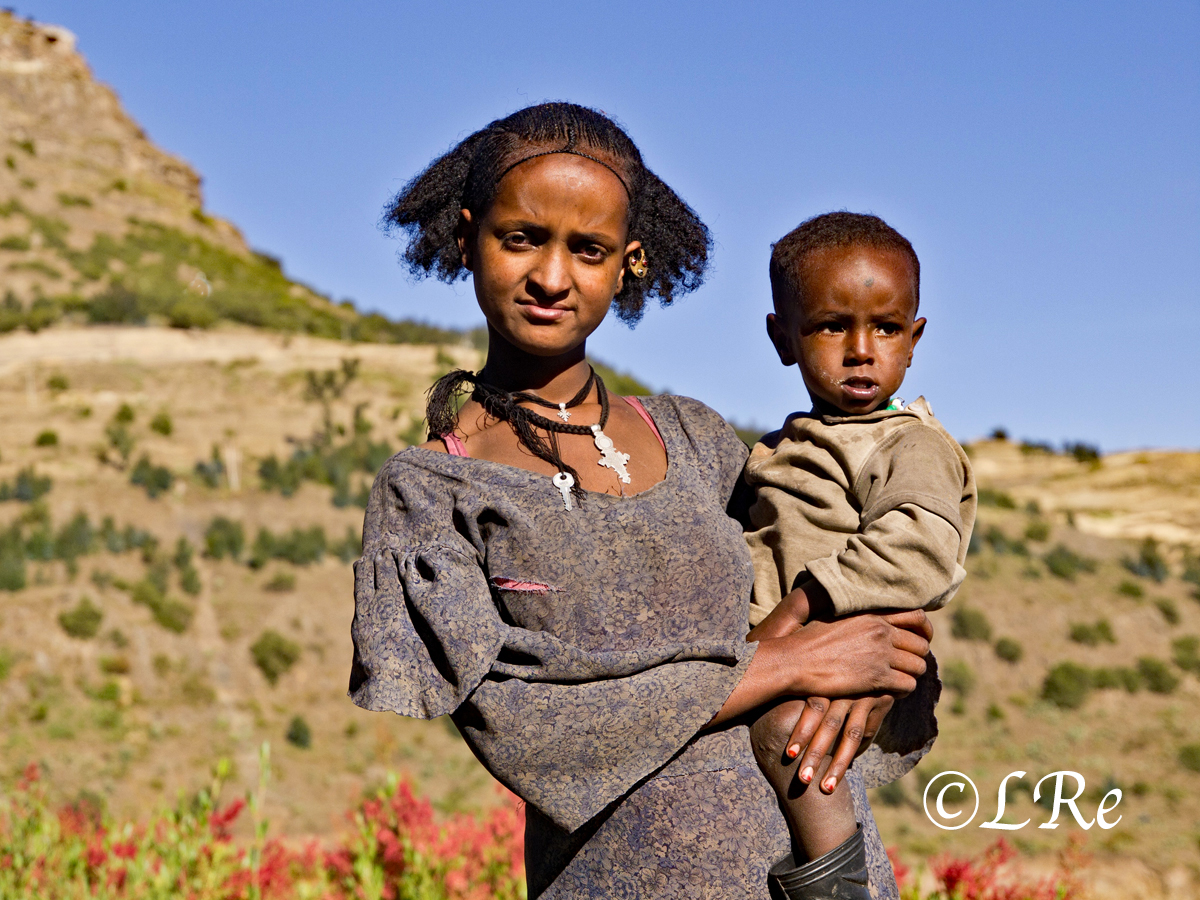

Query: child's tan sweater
[[744, 397, 977, 626]]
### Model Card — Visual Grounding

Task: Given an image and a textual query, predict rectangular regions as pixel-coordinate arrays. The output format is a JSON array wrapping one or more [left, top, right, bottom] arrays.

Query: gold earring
[[627, 248, 648, 279]]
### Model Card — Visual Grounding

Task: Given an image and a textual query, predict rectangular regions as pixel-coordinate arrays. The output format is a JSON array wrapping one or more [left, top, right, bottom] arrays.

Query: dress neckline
[[406, 396, 676, 503]]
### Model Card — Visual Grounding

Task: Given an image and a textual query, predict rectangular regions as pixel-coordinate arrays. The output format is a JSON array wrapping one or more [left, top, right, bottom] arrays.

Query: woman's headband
[[495, 149, 632, 197]]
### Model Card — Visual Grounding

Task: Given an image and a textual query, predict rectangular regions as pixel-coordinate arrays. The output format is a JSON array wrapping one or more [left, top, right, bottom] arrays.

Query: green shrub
[[951, 607, 992, 642], [114, 403, 135, 425], [872, 781, 907, 807], [46, 374, 68, 393], [1064, 442, 1101, 464], [978, 488, 1017, 509], [251, 630, 300, 686], [1092, 667, 1141, 692], [250, 526, 326, 568], [179, 565, 201, 596], [1023, 519, 1051, 542], [1042, 662, 1092, 709], [33, 430, 58, 447], [941, 660, 975, 697], [58, 598, 103, 639], [102, 419, 135, 468], [99, 655, 130, 675], [130, 456, 173, 498], [286, 715, 312, 749], [1123, 538, 1169, 583], [130, 579, 192, 633], [332, 526, 362, 563], [194, 446, 226, 488], [204, 517, 244, 560], [1043, 544, 1097, 581], [0, 234, 30, 251], [0, 548, 26, 591], [994, 637, 1024, 663], [264, 571, 296, 592], [1117, 579, 1144, 598], [1154, 598, 1179, 625], [980, 525, 1028, 556], [0, 466, 52, 502], [1069, 619, 1116, 646], [56, 192, 92, 208], [1171, 636, 1200, 673], [1180, 744, 1200, 773], [149, 410, 173, 436], [1138, 657, 1179, 694]]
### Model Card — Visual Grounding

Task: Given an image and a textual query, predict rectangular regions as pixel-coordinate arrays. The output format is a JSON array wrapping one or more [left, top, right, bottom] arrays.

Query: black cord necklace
[[510, 368, 595, 422], [425, 367, 632, 510]]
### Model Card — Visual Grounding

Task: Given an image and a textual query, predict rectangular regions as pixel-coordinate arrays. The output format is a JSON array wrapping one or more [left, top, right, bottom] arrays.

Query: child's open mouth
[[840, 378, 879, 403]]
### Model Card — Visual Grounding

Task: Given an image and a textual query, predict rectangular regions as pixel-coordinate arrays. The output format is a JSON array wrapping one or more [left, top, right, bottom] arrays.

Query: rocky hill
[[0, 11, 471, 344]]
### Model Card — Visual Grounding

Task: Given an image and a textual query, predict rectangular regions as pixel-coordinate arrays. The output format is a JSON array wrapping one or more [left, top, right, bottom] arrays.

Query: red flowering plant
[[893, 837, 1088, 900], [0, 749, 526, 900]]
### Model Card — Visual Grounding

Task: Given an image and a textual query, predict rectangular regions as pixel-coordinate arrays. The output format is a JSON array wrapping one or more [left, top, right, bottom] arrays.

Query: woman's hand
[[709, 608, 931, 727], [785, 694, 896, 791]]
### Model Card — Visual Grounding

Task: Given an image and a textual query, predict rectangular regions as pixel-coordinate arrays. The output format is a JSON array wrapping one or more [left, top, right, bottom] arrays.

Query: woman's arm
[[708, 605, 932, 727]]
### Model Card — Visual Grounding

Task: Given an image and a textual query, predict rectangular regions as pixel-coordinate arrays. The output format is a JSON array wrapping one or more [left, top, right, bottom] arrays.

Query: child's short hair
[[769, 212, 920, 316]]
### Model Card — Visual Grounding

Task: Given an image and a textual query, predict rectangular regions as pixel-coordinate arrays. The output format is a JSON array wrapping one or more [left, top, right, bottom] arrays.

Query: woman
[[349, 103, 934, 899]]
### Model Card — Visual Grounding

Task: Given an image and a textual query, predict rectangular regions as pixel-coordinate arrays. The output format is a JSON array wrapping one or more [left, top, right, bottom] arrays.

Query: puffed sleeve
[[348, 457, 505, 719]]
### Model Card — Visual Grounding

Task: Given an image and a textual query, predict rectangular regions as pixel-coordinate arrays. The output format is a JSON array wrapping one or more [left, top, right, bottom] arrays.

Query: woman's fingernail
[[823, 777, 837, 792], [787, 744, 800, 759], [800, 767, 813, 783]]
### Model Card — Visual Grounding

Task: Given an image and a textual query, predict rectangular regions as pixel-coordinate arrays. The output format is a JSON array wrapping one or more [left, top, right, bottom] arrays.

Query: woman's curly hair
[[382, 102, 711, 324]]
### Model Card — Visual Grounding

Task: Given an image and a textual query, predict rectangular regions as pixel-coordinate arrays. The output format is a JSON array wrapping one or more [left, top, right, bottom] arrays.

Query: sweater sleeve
[[805, 424, 969, 615]]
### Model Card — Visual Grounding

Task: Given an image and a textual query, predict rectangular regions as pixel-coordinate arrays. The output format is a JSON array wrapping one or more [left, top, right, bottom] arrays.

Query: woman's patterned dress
[[349, 395, 934, 899]]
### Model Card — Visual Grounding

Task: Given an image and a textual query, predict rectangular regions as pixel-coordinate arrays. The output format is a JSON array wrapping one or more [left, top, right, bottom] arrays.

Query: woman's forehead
[[488, 154, 630, 227]]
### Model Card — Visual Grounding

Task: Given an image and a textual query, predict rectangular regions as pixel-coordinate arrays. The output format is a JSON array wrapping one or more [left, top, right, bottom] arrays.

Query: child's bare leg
[[749, 699, 857, 860]]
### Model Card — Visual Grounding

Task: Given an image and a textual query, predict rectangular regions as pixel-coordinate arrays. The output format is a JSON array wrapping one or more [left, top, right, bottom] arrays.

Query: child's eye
[[877, 323, 903, 335], [818, 322, 844, 334]]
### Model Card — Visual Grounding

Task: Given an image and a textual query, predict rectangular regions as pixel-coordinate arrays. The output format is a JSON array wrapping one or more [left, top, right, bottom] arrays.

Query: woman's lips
[[519, 303, 569, 323]]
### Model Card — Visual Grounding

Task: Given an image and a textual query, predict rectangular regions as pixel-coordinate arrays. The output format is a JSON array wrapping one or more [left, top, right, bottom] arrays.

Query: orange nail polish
[[787, 744, 799, 759], [823, 777, 836, 792], [800, 767, 813, 783]]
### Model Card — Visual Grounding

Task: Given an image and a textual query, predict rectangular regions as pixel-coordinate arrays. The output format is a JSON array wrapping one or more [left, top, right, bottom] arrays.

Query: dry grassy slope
[[870, 440, 1200, 892], [2, 326, 1200, 896], [0, 325, 490, 836]]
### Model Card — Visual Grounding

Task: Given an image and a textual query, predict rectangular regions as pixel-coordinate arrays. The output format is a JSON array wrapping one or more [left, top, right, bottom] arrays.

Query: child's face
[[767, 244, 926, 415], [458, 154, 641, 359]]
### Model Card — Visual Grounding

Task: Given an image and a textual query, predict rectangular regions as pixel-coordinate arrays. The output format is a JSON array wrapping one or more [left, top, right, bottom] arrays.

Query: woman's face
[[459, 154, 641, 358]]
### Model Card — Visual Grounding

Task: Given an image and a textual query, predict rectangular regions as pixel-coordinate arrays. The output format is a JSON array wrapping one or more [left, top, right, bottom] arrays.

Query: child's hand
[[747, 579, 834, 641]]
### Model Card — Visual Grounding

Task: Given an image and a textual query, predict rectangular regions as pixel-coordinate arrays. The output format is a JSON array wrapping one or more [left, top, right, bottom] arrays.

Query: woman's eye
[[577, 244, 607, 261], [502, 232, 532, 248]]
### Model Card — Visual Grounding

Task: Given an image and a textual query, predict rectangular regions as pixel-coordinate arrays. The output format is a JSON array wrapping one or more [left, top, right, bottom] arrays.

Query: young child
[[742, 212, 977, 899]]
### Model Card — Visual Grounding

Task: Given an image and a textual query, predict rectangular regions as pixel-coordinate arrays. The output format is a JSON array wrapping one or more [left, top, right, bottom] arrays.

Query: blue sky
[[19, 1, 1200, 449]]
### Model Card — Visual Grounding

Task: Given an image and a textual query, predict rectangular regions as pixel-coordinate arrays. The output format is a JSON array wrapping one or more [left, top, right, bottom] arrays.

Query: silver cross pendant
[[556, 402, 571, 422], [591, 425, 631, 484]]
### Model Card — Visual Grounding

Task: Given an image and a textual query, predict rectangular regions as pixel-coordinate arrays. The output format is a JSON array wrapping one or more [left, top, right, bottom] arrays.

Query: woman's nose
[[527, 244, 572, 300]]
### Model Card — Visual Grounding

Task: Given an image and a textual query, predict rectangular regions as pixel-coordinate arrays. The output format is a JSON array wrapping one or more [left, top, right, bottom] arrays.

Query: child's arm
[[747, 578, 833, 641], [806, 425, 972, 617]]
